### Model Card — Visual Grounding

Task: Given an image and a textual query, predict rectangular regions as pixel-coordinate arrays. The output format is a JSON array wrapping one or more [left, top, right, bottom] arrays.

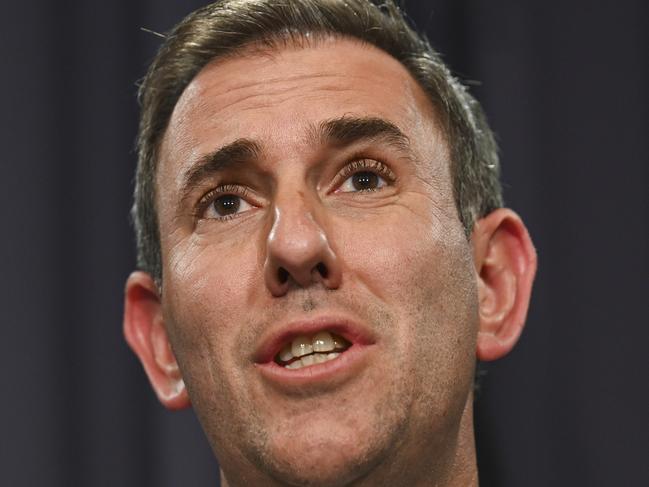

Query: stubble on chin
[[239, 366, 412, 487]]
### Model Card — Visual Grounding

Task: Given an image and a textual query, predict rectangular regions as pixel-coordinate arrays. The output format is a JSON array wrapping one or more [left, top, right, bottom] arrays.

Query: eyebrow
[[178, 116, 411, 208], [179, 138, 262, 206], [316, 115, 411, 153]]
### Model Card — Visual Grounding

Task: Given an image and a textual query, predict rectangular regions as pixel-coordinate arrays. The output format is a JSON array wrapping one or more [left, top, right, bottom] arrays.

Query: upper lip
[[252, 313, 376, 364]]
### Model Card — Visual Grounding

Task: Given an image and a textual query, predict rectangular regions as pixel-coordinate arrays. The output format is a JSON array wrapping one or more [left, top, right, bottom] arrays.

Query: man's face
[[156, 38, 479, 485]]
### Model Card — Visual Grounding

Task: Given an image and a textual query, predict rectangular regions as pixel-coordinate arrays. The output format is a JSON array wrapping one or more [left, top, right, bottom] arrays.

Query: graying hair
[[133, 0, 502, 282]]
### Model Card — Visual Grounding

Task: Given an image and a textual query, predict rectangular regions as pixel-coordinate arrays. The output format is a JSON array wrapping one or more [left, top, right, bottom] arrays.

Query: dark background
[[1, 1, 647, 486]]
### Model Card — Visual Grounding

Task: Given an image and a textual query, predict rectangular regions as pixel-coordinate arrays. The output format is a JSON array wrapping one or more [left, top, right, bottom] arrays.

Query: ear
[[471, 209, 537, 361], [123, 271, 190, 410]]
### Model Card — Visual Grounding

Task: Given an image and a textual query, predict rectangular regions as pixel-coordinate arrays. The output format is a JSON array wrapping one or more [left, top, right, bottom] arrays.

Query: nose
[[264, 195, 342, 297]]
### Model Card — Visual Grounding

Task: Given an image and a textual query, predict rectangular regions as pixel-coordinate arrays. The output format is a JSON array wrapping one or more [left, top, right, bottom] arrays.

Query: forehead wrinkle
[[197, 69, 348, 96], [234, 85, 360, 115], [194, 72, 371, 118]]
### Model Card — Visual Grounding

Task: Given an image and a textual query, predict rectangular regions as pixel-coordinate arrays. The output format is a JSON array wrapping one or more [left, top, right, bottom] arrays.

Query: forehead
[[158, 37, 444, 190]]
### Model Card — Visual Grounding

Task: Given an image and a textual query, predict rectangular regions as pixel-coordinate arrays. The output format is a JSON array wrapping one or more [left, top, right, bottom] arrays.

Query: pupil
[[214, 195, 240, 215], [352, 171, 378, 190]]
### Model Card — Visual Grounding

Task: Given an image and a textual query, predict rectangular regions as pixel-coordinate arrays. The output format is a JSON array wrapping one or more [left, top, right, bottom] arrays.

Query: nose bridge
[[268, 190, 325, 266], [264, 186, 341, 295]]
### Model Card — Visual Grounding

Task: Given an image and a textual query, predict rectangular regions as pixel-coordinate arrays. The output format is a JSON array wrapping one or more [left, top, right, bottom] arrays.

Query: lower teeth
[[285, 352, 340, 369]]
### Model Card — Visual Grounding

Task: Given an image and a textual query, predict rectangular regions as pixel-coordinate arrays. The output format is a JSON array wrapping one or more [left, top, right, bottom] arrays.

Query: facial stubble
[[179, 263, 476, 487]]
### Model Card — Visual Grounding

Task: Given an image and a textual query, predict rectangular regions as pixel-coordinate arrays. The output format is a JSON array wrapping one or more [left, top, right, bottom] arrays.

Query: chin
[[264, 445, 379, 487], [257, 417, 401, 487]]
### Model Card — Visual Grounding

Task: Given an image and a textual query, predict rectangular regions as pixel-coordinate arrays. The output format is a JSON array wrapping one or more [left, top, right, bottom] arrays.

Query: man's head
[[124, 1, 536, 486]]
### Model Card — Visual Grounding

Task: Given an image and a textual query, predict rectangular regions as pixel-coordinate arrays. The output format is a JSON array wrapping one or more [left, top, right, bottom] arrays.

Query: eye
[[210, 194, 253, 218], [336, 159, 395, 193], [339, 171, 387, 192], [198, 185, 256, 221]]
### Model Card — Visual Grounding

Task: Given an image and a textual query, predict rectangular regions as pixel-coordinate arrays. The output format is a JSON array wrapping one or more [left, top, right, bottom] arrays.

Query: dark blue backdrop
[[1, 1, 647, 486]]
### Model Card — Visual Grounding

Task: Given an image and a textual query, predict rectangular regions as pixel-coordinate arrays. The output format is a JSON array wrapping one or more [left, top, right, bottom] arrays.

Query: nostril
[[315, 262, 329, 278], [277, 267, 289, 284]]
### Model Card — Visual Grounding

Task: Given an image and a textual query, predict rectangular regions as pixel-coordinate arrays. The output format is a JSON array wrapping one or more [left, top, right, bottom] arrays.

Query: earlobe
[[472, 209, 537, 362], [123, 271, 190, 410]]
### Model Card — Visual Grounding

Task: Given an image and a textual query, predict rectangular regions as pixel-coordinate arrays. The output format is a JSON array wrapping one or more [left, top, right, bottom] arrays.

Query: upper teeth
[[277, 331, 349, 368]]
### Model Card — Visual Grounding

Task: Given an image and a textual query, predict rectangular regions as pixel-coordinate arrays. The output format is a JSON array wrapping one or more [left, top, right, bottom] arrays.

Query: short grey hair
[[133, 0, 502, 282]]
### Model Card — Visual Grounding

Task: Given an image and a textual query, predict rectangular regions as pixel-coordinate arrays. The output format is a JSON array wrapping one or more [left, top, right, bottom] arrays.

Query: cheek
[[161, 234, 260, 376], [160, 237, 266, 444], [337, 206, 472, 310], [338, 208, 478, 379]]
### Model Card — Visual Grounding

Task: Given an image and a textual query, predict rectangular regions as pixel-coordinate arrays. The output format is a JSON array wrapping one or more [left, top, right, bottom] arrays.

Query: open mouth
[[275, 330, 351, 370]]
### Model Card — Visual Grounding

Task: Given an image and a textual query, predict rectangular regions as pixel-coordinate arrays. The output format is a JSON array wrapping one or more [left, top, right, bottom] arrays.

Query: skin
[[124, 37, 537, 487]]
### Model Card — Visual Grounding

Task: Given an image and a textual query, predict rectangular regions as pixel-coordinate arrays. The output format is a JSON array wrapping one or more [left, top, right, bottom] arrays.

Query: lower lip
[[255, 343, 372, 389]]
